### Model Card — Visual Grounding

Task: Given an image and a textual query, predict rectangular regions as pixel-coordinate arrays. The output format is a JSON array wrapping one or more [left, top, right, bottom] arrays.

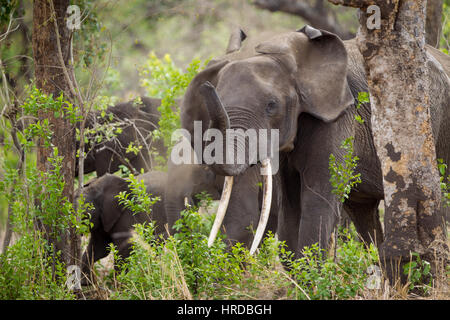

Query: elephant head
[[180, 26, 354, 251], [80, 174, 131, 234], [76, 97, 166, 177]]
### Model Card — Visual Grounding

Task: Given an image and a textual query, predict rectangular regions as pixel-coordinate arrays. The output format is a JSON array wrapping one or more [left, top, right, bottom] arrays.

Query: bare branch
[[48, 0, 83, 105], [0, 12, 20, 42], [328, 0, 370, 7], [254, 0, 355, 39]]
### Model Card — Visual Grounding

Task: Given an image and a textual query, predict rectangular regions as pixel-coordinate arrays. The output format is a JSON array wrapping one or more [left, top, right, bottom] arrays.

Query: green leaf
[[354, 115, 365, 124]]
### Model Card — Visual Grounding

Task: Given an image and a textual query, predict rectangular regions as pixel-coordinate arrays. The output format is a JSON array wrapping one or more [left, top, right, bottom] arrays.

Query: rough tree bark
[[425, 0, 443, 48], [253, 0, 355, 39], [32, 0, 78, 267], [328, 0, 447, 283]]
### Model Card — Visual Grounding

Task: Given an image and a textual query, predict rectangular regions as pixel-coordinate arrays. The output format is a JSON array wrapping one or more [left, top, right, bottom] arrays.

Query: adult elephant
[[180, 25, 450, 258], [76, 97, 167, 177], [78, 171, 168, 284], [164, 27, 281, 250]]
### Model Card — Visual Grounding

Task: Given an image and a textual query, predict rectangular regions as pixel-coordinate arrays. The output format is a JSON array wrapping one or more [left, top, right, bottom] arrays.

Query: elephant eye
[[265, 99, 278, 115]]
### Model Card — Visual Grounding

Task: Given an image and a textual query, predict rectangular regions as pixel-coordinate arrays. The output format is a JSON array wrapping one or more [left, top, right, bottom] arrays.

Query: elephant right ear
[[101, 175, 130, 233], [256, 26, 354, 123], [180, 60, 229, 140]]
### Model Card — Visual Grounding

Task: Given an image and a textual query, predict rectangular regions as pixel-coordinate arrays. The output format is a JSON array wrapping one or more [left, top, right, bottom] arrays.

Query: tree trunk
[[425, 0, 443, 48], [32, 0, 78, 267], [328, 0, 447, 284]]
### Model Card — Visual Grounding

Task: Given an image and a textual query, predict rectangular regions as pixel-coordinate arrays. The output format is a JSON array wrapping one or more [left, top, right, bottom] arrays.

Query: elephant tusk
[[207, 175, 234, 247], [249, 159, 272, 255]]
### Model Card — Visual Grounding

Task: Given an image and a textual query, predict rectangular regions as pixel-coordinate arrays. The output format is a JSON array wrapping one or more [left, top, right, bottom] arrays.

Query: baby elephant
[[78, 171, 168, 285]]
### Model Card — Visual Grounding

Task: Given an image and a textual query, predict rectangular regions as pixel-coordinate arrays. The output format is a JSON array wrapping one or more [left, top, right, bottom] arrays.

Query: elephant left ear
[[226, 26, 247, 54], [256, 25, 354, 122]]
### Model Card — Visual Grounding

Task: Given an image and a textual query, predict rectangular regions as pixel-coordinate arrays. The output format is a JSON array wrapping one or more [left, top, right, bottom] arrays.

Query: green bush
[[139, 52, 209, 166], [0, 87, 91, 299], [0, 234, 74, 300], [0, 148, 90, 299], [440, 1, 450, 54], [281, 229, 379, 300], [107, 188, 381, 300], [437, 158, 450, 208], [403, 252, 432, 295]]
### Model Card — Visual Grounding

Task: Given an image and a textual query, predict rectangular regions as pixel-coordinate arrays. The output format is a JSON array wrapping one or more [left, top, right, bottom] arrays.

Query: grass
[[0, 195, 448, 300], [76, 202, 450, 300]]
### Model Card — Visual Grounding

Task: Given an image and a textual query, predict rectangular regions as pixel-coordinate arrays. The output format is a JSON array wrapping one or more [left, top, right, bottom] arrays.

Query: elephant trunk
[[200, 81, 230, 137], [200, 81, 251, 176], [200, 81, 274, 253], [164, 191, 186, 235]]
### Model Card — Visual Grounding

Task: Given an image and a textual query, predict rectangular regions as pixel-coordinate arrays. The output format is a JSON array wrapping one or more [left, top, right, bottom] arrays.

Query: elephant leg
[[266, 203, 279, 241], [340, 210, 352, 230], [165, 190, 186, 235], [277, 164, 301, 255], [221, 166, 275, 249], [343, 199, 384, 247], [297, 189, 339, 257], [277, 198, 300, 256], [222, 188, 259, 248], [296, 166, 340, 257], [255, 172, 280, 245], [109, 212, 139, 271], [81, 230, 111, 285]]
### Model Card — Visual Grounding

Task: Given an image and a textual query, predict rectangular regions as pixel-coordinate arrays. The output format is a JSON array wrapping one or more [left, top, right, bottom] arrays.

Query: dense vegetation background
[[0, 0, 448, 300]]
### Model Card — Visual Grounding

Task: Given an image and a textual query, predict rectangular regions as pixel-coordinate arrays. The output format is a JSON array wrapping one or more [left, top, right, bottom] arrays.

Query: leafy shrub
[[437, 158, 450, 208], [0, 233, 74, 300], [0, 148, 90, 299], [440, 1, 450, 54], [139, 52, 209, 165], [0, 86, 91, 298], [116, 173, 161, 215], [281, 229, 379, 300], [329, 137, 361, 203]]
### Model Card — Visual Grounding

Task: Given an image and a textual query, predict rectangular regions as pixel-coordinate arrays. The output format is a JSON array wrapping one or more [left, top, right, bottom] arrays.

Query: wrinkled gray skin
[[181, 26, 450, 258], [78, 171, 167, 284], [75, 97, 167, 177]]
